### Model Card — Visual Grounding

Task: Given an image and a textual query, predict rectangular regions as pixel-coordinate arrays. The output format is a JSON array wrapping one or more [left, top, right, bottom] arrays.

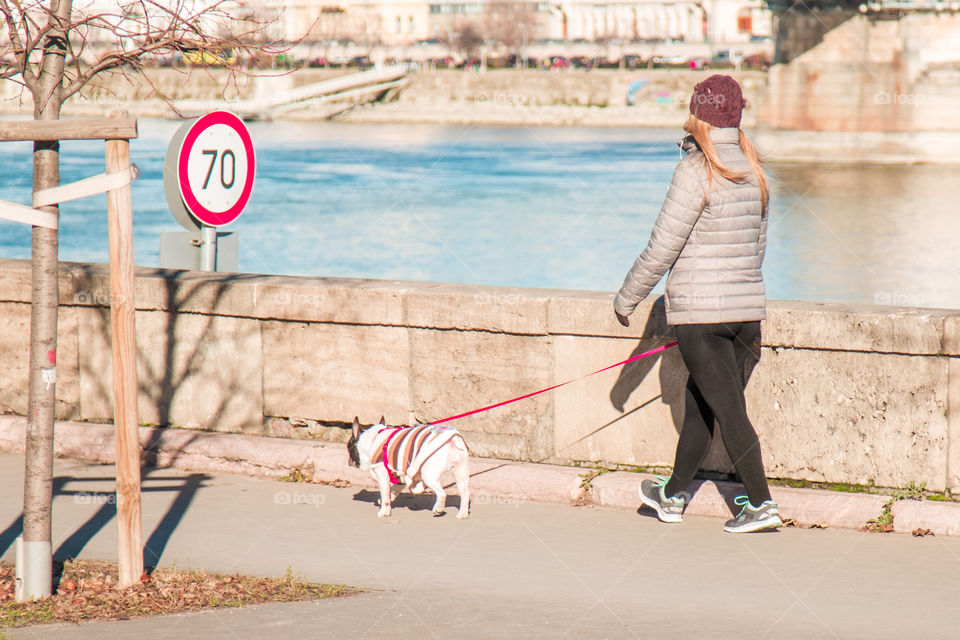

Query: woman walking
[[613, 75, 781, 533]]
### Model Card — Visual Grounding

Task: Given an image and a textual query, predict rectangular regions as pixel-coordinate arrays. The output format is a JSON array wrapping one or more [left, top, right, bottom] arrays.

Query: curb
[[1, 416, 958, 536]]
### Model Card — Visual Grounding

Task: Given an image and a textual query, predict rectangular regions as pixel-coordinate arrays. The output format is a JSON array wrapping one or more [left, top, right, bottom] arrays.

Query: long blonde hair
[[683, 114, 769, 214]]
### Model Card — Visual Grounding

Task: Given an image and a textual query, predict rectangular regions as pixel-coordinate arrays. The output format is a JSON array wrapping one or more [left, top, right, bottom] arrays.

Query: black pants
[[664, 321, 772, 507]]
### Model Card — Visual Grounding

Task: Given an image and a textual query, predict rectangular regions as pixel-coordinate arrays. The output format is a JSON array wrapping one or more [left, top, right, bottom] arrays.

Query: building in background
[[243, 0, 771, 47], [249, 0, 431, 45]]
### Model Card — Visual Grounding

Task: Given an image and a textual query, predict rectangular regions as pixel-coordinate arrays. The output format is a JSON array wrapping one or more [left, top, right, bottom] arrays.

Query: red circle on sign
[[177, 110, 255, 226]]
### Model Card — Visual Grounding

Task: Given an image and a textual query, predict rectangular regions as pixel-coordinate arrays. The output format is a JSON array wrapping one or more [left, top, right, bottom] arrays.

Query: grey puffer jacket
[[614, 127, 768, 325]]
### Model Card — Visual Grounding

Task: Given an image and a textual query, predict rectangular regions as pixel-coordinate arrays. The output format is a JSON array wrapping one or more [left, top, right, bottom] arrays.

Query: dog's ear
[[352, 416, 361, 439], [378, 415, 385, 425]]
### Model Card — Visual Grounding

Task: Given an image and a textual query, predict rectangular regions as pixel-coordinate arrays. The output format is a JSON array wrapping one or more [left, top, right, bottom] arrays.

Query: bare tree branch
[[0, 0, 39, 91], [1, 0, 292, 107]]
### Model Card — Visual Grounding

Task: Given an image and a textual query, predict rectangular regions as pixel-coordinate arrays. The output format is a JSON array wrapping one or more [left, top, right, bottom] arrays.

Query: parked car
[[351, 56, 372, 69], [742, 52, 771, 71]]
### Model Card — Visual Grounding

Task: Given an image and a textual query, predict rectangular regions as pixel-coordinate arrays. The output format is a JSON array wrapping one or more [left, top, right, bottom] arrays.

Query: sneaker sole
[[638, 484, 683, 524], [723, 516, 783, 533]]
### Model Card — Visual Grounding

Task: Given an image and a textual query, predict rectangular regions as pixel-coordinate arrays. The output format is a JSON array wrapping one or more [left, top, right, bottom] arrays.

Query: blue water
[[2, 120, 959, 308]]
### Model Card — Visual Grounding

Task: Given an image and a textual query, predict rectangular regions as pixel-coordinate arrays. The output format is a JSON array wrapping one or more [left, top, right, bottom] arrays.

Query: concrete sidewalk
[[2, 452, 960, 639], [1, 416, 959, 536]]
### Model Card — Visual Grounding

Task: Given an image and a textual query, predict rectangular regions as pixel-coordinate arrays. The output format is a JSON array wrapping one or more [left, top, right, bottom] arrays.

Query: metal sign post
[[200, 225, 217, 271], [162, 110, 256, 272]]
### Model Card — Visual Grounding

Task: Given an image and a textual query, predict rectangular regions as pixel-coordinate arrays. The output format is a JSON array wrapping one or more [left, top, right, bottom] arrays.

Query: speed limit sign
[[164, 110, 255, 229]]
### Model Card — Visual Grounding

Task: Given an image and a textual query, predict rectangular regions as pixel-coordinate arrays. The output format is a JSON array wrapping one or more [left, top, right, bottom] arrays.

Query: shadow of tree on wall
[[72, 264, 267, 469]]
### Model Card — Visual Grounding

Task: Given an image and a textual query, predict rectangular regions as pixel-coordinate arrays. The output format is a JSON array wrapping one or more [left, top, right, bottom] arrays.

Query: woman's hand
[[615, 311, 630, 327]]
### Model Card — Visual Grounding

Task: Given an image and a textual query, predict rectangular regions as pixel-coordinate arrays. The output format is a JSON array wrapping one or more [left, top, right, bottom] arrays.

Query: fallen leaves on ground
[[316, 478, 352, 488], [782, 518, 828, 529], [571, 491, 592, 507], [279, 468, 351, 488], [0, 559, 355, 628], [912, 528, 934, 537]]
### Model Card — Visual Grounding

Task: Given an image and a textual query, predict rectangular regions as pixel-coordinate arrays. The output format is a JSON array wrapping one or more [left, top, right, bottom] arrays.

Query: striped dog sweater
[[373, 424, 465, 490]]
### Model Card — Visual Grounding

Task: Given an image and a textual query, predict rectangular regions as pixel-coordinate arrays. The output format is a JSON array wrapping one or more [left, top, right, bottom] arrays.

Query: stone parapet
[[1, 257, 957, 492]]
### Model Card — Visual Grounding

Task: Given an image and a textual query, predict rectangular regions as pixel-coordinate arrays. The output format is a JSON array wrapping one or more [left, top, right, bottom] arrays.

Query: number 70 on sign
[[167, 110, 256, 229], [201, 149, 237, 190]]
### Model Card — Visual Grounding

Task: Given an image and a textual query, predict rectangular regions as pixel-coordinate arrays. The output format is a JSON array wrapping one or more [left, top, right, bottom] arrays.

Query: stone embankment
[[1, 258, 957, 497], [0, 67, 767, 127]]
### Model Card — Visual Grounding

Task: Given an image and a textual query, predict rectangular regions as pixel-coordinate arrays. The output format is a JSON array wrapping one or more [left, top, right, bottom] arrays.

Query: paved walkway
[[1, 452, 959, 639]]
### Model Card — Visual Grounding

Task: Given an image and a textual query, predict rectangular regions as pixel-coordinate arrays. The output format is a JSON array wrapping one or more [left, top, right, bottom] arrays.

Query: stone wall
[[340, 69, 767, 127], [1, 258, 957, 492], [0, 67, 768, 128]]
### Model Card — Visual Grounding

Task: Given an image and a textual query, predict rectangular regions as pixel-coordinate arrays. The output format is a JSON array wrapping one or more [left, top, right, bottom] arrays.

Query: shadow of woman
[[609, 296, 685, 431]]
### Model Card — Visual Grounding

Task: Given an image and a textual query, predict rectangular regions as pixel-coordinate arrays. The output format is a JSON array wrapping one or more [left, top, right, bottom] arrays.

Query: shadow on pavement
[[0, 470, 210, 565], [351, 488, 465, 515], [143, 473, 208, 565], [0, 476, 72, 557]]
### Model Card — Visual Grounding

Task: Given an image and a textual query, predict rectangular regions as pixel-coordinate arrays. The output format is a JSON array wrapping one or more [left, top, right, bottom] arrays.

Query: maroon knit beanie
[[689, 75, 746, 128]]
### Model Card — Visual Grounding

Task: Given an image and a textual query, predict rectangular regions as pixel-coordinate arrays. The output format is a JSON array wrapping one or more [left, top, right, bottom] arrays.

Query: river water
[[1, 119, 958, 308]]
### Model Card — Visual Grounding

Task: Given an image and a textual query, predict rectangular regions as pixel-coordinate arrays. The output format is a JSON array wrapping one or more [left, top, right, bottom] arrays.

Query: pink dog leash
[[429, 341, 678, 426], [376, 341, 678, 484]]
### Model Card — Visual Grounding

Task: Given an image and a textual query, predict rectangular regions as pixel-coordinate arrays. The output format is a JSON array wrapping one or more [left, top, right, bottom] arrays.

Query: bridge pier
[[757, 4, 960, 163]]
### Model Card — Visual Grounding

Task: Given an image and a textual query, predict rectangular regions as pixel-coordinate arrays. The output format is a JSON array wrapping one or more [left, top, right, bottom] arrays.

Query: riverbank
[[0, 67, 767, 128], [330, 68, 767, 128], [4, 67, 960, 162]]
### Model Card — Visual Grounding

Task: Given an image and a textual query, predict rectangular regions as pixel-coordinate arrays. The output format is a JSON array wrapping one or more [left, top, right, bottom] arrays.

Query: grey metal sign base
[[160, 229, 238, 272]]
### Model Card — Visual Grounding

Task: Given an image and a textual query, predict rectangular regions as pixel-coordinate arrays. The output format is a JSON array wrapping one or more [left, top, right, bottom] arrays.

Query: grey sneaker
[[724, 496, 783, 533], [638, 476, 685, 523]]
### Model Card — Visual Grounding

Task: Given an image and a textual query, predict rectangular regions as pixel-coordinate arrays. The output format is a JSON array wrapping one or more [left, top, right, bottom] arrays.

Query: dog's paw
[[377, 508, 391, 518], [457, 510, 469, 519], [410, 481, 425, 495]]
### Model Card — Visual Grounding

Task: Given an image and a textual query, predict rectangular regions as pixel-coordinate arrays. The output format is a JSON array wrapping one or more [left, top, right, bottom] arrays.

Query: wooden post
[[105, 110, 143, 588]]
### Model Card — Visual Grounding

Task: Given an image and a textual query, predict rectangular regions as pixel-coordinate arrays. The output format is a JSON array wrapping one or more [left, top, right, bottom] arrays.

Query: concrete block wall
[[1, 258, 958, 492]]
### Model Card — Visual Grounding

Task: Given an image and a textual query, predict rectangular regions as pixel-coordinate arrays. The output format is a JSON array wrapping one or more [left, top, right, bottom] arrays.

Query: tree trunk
[[20, 0, 73, 602]]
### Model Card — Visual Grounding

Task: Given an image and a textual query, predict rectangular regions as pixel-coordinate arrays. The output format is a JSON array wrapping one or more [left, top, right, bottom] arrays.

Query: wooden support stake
[[0, 117, 138, 142], [105, 111, 143, 588]]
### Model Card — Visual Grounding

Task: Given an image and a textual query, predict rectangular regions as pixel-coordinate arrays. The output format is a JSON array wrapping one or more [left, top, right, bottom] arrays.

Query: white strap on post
[[0, 166, 137, 230], [33, 167, 134, 208], [0, 200, 58, 229]]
